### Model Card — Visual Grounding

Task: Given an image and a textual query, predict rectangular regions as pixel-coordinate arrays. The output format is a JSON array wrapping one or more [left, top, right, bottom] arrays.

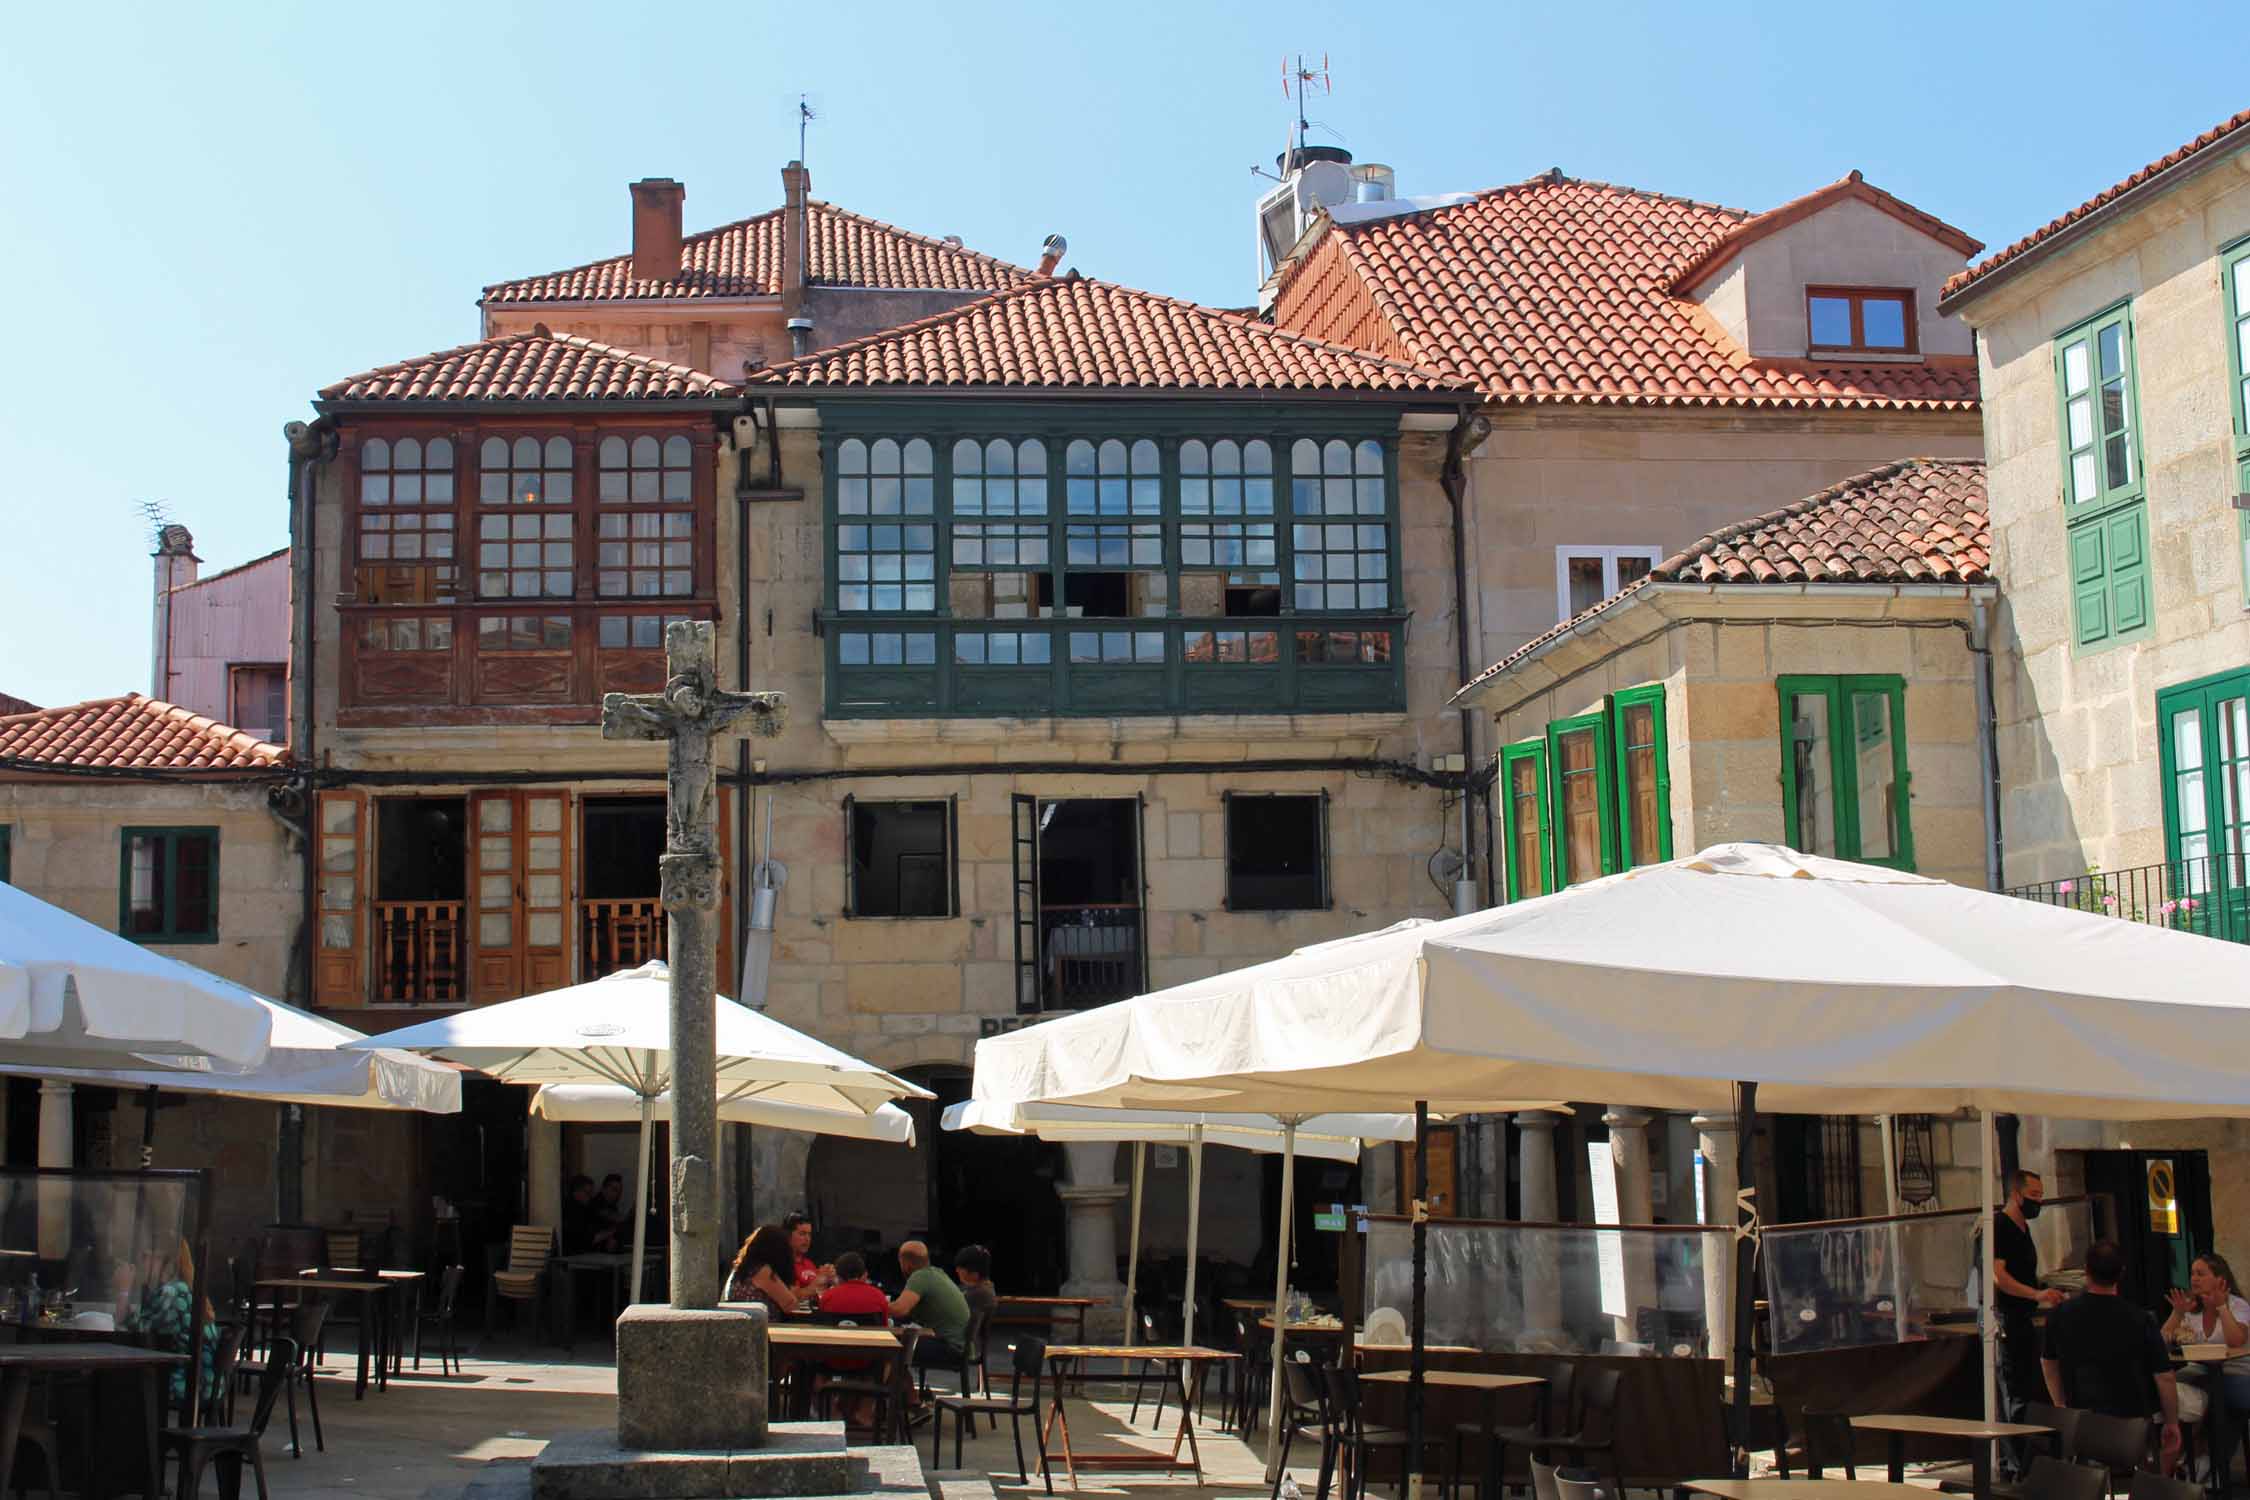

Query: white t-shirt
[[2173, 1294, 2250, 1375]]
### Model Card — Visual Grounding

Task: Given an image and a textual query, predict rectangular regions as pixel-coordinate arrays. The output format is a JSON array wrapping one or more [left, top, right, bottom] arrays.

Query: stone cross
[[602, 620, 785, 1309]]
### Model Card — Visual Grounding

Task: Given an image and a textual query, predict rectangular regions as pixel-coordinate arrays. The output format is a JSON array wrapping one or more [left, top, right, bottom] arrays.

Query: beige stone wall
[[1461, 410, 1985, 680], [1962, 154, 2250, 883], [1483, 588, 1990, 891], [483, 304, 787, 389]]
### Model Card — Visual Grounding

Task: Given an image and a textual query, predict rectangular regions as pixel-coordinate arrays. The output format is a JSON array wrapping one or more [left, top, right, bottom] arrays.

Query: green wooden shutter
[[2056, 304, 2152, 651]]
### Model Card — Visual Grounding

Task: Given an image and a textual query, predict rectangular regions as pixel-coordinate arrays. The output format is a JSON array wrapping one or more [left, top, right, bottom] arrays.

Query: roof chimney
[[150, 523, 198, 700], [1037, 234, 1067, 277], [780, 161, 811, 327], [629, 178, 686, 282]]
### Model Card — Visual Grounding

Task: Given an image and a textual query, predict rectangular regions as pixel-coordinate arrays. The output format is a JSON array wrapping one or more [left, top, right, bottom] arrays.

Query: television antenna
[[1252, 54, 1335, 182], [796, 93, 817, 163]]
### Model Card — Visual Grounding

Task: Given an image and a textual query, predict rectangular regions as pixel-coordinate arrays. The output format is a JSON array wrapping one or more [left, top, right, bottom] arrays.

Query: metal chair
[[1800, 1409, 1858, 1479], [1454, 1355, 1568, 1498], [2124, 1471, 2203, 1500], [419, 1265, 465, 1377], [1549, 1366, 1624, 1500], [2022, 1455, 2108, 1500], [1128, 1312, 1171, 1426], [1324, 1364, 1440, 1500], [933, 1336, 1050, 1490], [814, 1325, 919, 1443], [2071, 1411, 2154, 1497], [1271, 1354, 1341, 1500], [163, 1335, 295, 1500]]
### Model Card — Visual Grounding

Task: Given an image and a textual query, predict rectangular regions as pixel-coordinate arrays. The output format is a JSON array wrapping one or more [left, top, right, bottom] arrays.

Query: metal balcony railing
[[583, 898, 667, 980], [2005, 854, 2250, 945], [373, 900, 465, 1004], [1040, 904, 1143, 1011]]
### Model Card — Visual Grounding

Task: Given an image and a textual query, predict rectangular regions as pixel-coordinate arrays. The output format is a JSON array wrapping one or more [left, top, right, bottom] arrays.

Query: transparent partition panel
[[0, 1169, 207, 1331], [1364, 1217, 1733, 1355], [1760, 1196, 2103, 1354]]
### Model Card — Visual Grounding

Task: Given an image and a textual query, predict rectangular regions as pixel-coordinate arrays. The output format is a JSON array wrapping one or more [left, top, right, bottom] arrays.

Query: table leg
[[2212, 1371, 2235, 1500], [1042, 1358, 1078, 1489], [139, 1366, 161, 1500], [1169, 1363, 1204, 1481], [1972, 1440, 1993, 1500], [1889, 1432, 1906, 1485], [354, 1294, 370, 1399], [410, 1279, 425, 1372], [0, 1369, 29, 1500]]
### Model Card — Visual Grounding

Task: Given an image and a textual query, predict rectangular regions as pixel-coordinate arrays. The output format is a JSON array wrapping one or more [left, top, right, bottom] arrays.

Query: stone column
[[1058, 1141, 1130, 1342], [37, 1082, 71, 1260], [528, 1115, 562, 1228], [1515, 1111, 1563, 1347], [1693, 1112, 1738, 1365], [1605, 1108, 1658, 1345]]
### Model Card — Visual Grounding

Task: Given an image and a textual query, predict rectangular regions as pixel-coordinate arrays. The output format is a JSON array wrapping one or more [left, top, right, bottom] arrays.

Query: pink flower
[[2181, 898, 2200, 912], [2161, 900, 2179, 916], [2102, 894, 2117, 908], [2057, 880, 2076, 895]]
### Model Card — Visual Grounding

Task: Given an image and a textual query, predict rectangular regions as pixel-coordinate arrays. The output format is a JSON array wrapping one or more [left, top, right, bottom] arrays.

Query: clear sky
[[0, 1, 2239, 710]]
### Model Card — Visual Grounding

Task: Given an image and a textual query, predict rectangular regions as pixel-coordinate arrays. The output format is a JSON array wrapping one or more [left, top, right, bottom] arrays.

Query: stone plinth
[[531, 1424, 856, 1500], [615, 1303, 768, 1452]]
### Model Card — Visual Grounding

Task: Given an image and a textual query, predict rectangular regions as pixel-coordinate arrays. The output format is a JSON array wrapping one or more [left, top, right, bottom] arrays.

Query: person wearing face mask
[[1993, 1169, 2066, 1476]]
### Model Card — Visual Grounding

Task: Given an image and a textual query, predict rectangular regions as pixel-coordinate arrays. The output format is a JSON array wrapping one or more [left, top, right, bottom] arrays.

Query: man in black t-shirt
[[1992, 1170, 2065, 1476], [2043, 1240, 2181, 1469]]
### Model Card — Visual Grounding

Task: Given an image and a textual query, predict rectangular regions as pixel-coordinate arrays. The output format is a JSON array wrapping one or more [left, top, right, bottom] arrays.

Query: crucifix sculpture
[[602, 620, 785, 1309]]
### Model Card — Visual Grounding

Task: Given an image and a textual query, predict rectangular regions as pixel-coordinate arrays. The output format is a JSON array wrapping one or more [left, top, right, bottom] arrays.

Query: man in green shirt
[[889, 1240, 972, 1401]]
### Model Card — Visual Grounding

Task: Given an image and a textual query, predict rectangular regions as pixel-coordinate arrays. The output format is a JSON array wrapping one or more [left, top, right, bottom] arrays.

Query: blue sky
[[0, 1, 2239, 709]]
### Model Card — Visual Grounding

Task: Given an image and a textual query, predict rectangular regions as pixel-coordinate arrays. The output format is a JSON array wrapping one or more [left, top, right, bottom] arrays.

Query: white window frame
[[1554, 545, 1665, 622]]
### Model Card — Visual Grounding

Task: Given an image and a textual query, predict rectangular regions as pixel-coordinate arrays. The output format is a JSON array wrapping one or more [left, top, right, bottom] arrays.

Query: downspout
[[1971, 593, 2004, 890], [733, 399, 758, 1234], [1439, 405, 1492, 911], [282, 419, 329, 1009]]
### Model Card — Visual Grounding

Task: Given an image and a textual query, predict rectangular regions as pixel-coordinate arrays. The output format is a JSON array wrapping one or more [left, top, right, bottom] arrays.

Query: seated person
[[784, 1211, 836, 1294], [953, 1244, 998, 1321], [820, 1252, 891, 1324], [2043, 1239, 2182, 1470], [560, 1175, 600, 1255], [889, 1240, 971, 1397], [115, 1238, 223, 1410], [726, 1223, 802, 1312]]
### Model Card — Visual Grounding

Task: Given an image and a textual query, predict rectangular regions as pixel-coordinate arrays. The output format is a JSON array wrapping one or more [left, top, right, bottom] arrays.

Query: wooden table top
[[0, 1342, 185, 1369], [996, 1296, 1100, 1309], [259, 1276, 390, 1294], [301, 1268, 425, 1282], [1850, 1413, 2052, 1439], [767, 1325, 901, 1351], [1261, 1317, 1345, 1334], [1223, 1298, 1273, 1310], [1359, 1369, 1545, 1391], [1688, 1481, 1934, 1500], [1046, 1344, 1239, 1362]]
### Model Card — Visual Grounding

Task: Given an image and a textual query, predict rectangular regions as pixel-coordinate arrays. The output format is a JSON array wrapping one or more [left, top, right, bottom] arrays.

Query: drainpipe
[[283, 419, 330, 1008], [1439, 405, 1493, 911], [1971, 593, 2004, 890]]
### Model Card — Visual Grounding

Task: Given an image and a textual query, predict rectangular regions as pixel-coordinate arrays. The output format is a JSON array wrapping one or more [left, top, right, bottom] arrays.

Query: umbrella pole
[[1183, 1125, 1203, 1347], [1409, 1099, 1429, 1500], [1981, 1107, 1998, 1422], [1263, 1118, 1298, 1480], [1728, 1082, 1760, 1480], [1881, 1114, 1906, 1343], [1124, 1142, 1145, 1350], [630, 1092, 654, 1306]]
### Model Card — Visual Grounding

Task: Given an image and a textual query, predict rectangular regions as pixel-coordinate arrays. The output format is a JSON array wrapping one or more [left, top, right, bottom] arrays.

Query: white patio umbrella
[[0, 994, 461, 1112], [942, 1100, 1413, 1347], [353, 961, 928, 1302], [0, 882, 270, 1069], [973, 844, 2250, 1460], [535, 1083, 916, 1143]]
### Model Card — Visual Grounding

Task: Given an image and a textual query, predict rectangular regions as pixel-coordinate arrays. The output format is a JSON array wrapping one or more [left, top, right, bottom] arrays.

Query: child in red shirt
[[815, 1252, 892, 1429]]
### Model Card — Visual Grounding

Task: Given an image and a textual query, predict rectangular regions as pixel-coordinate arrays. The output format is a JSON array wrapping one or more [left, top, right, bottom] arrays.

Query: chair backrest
[[1319, 1364, 1364, 1433], [1574, 1366, 1623, 1441], [1008, 1335, 1047, 1407], [436, 1264, 465, 1318], [2024, 1455, 2109, 1500], [1800, 1410, 1856, 1480], [2071, 1411, 2150, 1474], [508, 1225, 555, 1273], [326, 1230, 362, 1270], [248, 1337, 299, 1437], [963, 1306, 989, 1374], [1530, 1459, 1563, 1500], [288, 1299, 331, 1350], [1538, 1358, 1579, 1430], [2021, 1402, 2082, 1462], [1282, 1355, 1326, 1415], [209, 1322, 247, 1384], [2126, 1471, 2203, 1500], [1555, 1478, 1603, 1500]]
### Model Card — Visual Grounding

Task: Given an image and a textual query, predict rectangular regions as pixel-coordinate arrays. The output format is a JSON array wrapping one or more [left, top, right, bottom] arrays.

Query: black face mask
[[2020, 1199, 2044, 1220]]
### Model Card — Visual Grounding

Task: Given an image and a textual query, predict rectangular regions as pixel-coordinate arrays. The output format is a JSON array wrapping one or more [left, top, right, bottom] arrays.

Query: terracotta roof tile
[[0, 695, 288, 771], [483, 200, 1032, 304], [1455, 457, 1988, 700], [1273, 172, 1981, 412], [319, 329, 735, 405], [1944, 108, 2250, 304], [1671, 171, 1981, 293], [0, 693, 36, 718], [751, 275, 1469, 394]]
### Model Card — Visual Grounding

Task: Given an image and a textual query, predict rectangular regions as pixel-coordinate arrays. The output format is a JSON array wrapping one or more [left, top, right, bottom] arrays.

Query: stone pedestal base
[[531, 1424, 854, 1500], [616, 1303, 768, 1452]]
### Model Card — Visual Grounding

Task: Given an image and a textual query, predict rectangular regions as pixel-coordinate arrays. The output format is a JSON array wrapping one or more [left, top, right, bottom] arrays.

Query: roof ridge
[[319, 326, 737, 401], [803, 199, 1035, 279], [479, 205, 787, 297], [1653, 456, 1987, 576], [171, 545, 289, 591]]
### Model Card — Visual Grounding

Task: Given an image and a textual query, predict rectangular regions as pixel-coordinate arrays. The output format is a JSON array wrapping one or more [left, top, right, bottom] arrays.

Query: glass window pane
[[1808, 296, 1853, 347], [1861, 297, 1908, 349], [1850, 690, 1895, 860], [1787, 692, 1836, 857], [1567, 556, 1604, 617], [2062, 341, 2089, 395]]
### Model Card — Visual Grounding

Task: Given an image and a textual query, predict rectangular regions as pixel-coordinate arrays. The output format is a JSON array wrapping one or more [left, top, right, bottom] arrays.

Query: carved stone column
[[1693, 1112, 1738, 1365], [1058, 1141, 1130, 1342], [1605, 1108, 1658, 1345], [1515, 1111, 1563, 1346], [37, 1082, 71, 1260]]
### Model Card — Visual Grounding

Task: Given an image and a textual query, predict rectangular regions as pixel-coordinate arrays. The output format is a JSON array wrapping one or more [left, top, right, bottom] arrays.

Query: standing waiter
[[1992, 1169, 2065, 1477]]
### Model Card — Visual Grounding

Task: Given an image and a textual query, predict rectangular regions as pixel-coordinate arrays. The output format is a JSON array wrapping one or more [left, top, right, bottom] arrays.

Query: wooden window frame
[[1805, 286, 1919, 356], [2220, 237, 2250, 607], [1609, 683, 1673, 868], [1499, 739, 1550, 904], [1220, 790, 1332, 912], [117, 826, 221, 944], [1776, 674, 1915, 871], [475, 433, 580, 602], [227, 662, 289, 745], [841, 795, 959, 919], [2052, 302, 2153, 652]]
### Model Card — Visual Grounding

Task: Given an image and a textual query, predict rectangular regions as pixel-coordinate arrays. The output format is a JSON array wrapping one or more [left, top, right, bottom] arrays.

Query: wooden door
[[313, 790, 368, 1005], [470, 790, 572, 1000], [1398, 1125, 1459, 1216]]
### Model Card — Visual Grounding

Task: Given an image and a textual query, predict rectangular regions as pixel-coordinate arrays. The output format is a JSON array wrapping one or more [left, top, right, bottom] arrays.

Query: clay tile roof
[[1454, 457, 1989, 701], [0, 692, 36, 718], [318, 329, 736, 405], [0, 694, 288, 771], [1944, 107, 2250, 305], [482, 200, 1033, 304], [750, 275, 1469, 394], [1274, 172, 1981, 412], [1671, 170, 1981, 293]]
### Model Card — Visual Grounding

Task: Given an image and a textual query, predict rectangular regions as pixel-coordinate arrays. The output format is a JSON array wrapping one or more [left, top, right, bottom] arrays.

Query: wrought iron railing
[[1040, 904, 1143, 1010], [2006, 854, 2249, 944], [583, 898, 667, 980], [373, 900, 465, 1004]]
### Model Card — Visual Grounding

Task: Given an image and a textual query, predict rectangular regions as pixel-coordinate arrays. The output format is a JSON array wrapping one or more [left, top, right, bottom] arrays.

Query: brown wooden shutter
[[522, 790, 571, 993], [313, 790, 368, 1006], [470, 790, 523, 1000]]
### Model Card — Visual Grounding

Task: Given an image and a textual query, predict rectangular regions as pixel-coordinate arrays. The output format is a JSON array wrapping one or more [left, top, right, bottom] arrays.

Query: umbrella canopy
[[536, 1083, 915, 1144], [0, 996, 460, 1111], [0, 882, 270, 1070], [972, 843, 2250, 1121], [940, 1099, 1407, 1162]]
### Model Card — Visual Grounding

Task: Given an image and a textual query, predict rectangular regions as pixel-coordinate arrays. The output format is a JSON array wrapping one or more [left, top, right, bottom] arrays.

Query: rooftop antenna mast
[[797, 94, 816, 164], [1285, 52, 1330, 160]]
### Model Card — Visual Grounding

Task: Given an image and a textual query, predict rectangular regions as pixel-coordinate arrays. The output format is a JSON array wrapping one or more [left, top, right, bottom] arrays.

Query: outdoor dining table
[[1041, 1344, 1239, 1487], [1363, 1369, 1546, 1497], [369, 1269, 426, 1374], [2174, 1347, 2235, 1500], [766, 1324, 910, 1439], [0, 1341, 184, 1500], [1851, 1412, 2052, 1500], [257, 1274, 394, 1398], [994, 1296, 1099, 1345], [1688, 1481, 1937, 1500], [1258, 1317, 1481, 1356]]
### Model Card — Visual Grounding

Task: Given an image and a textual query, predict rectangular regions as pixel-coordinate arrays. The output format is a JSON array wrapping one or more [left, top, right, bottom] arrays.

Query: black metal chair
[[2124, 1470, 2203, 1500], [1939, 1401, 2080, 1498], [2023, 1455, 2108, 1500], [1234, 1314, 1273, 1436], [2072, 1411, 2154, 1498], [933, 1335, 1050, 1490], [419, 1266, 465, 1377], [1324, 1364, 1440, 1500], [1128, 1312, 1171, 1427], [1800, 1409, 1858, 1479], [163, 1335, 294, 1500], [1453, 1355, 1568, 1499], [9, 1381, 60, 1500], [1271, 1354, 1341, 1500], [1549, 1365, 1624, 1499], [813, 1324, 919, 1441]]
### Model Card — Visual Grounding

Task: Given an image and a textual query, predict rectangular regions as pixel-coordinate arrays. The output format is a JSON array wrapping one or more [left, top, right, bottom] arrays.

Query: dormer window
[[1807, 287, 1916, 356]]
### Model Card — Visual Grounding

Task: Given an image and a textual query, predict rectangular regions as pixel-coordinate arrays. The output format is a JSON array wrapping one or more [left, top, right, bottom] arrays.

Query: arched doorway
[[803, 1065, 1067, 1294]]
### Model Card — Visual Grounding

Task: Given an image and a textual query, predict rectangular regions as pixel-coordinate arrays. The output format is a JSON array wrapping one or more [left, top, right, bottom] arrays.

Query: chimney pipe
[[1037, 234, 1067, 277], [150, 524, 198, 701], [629, 178, 686, 281], [780, 161, 811, 335]]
